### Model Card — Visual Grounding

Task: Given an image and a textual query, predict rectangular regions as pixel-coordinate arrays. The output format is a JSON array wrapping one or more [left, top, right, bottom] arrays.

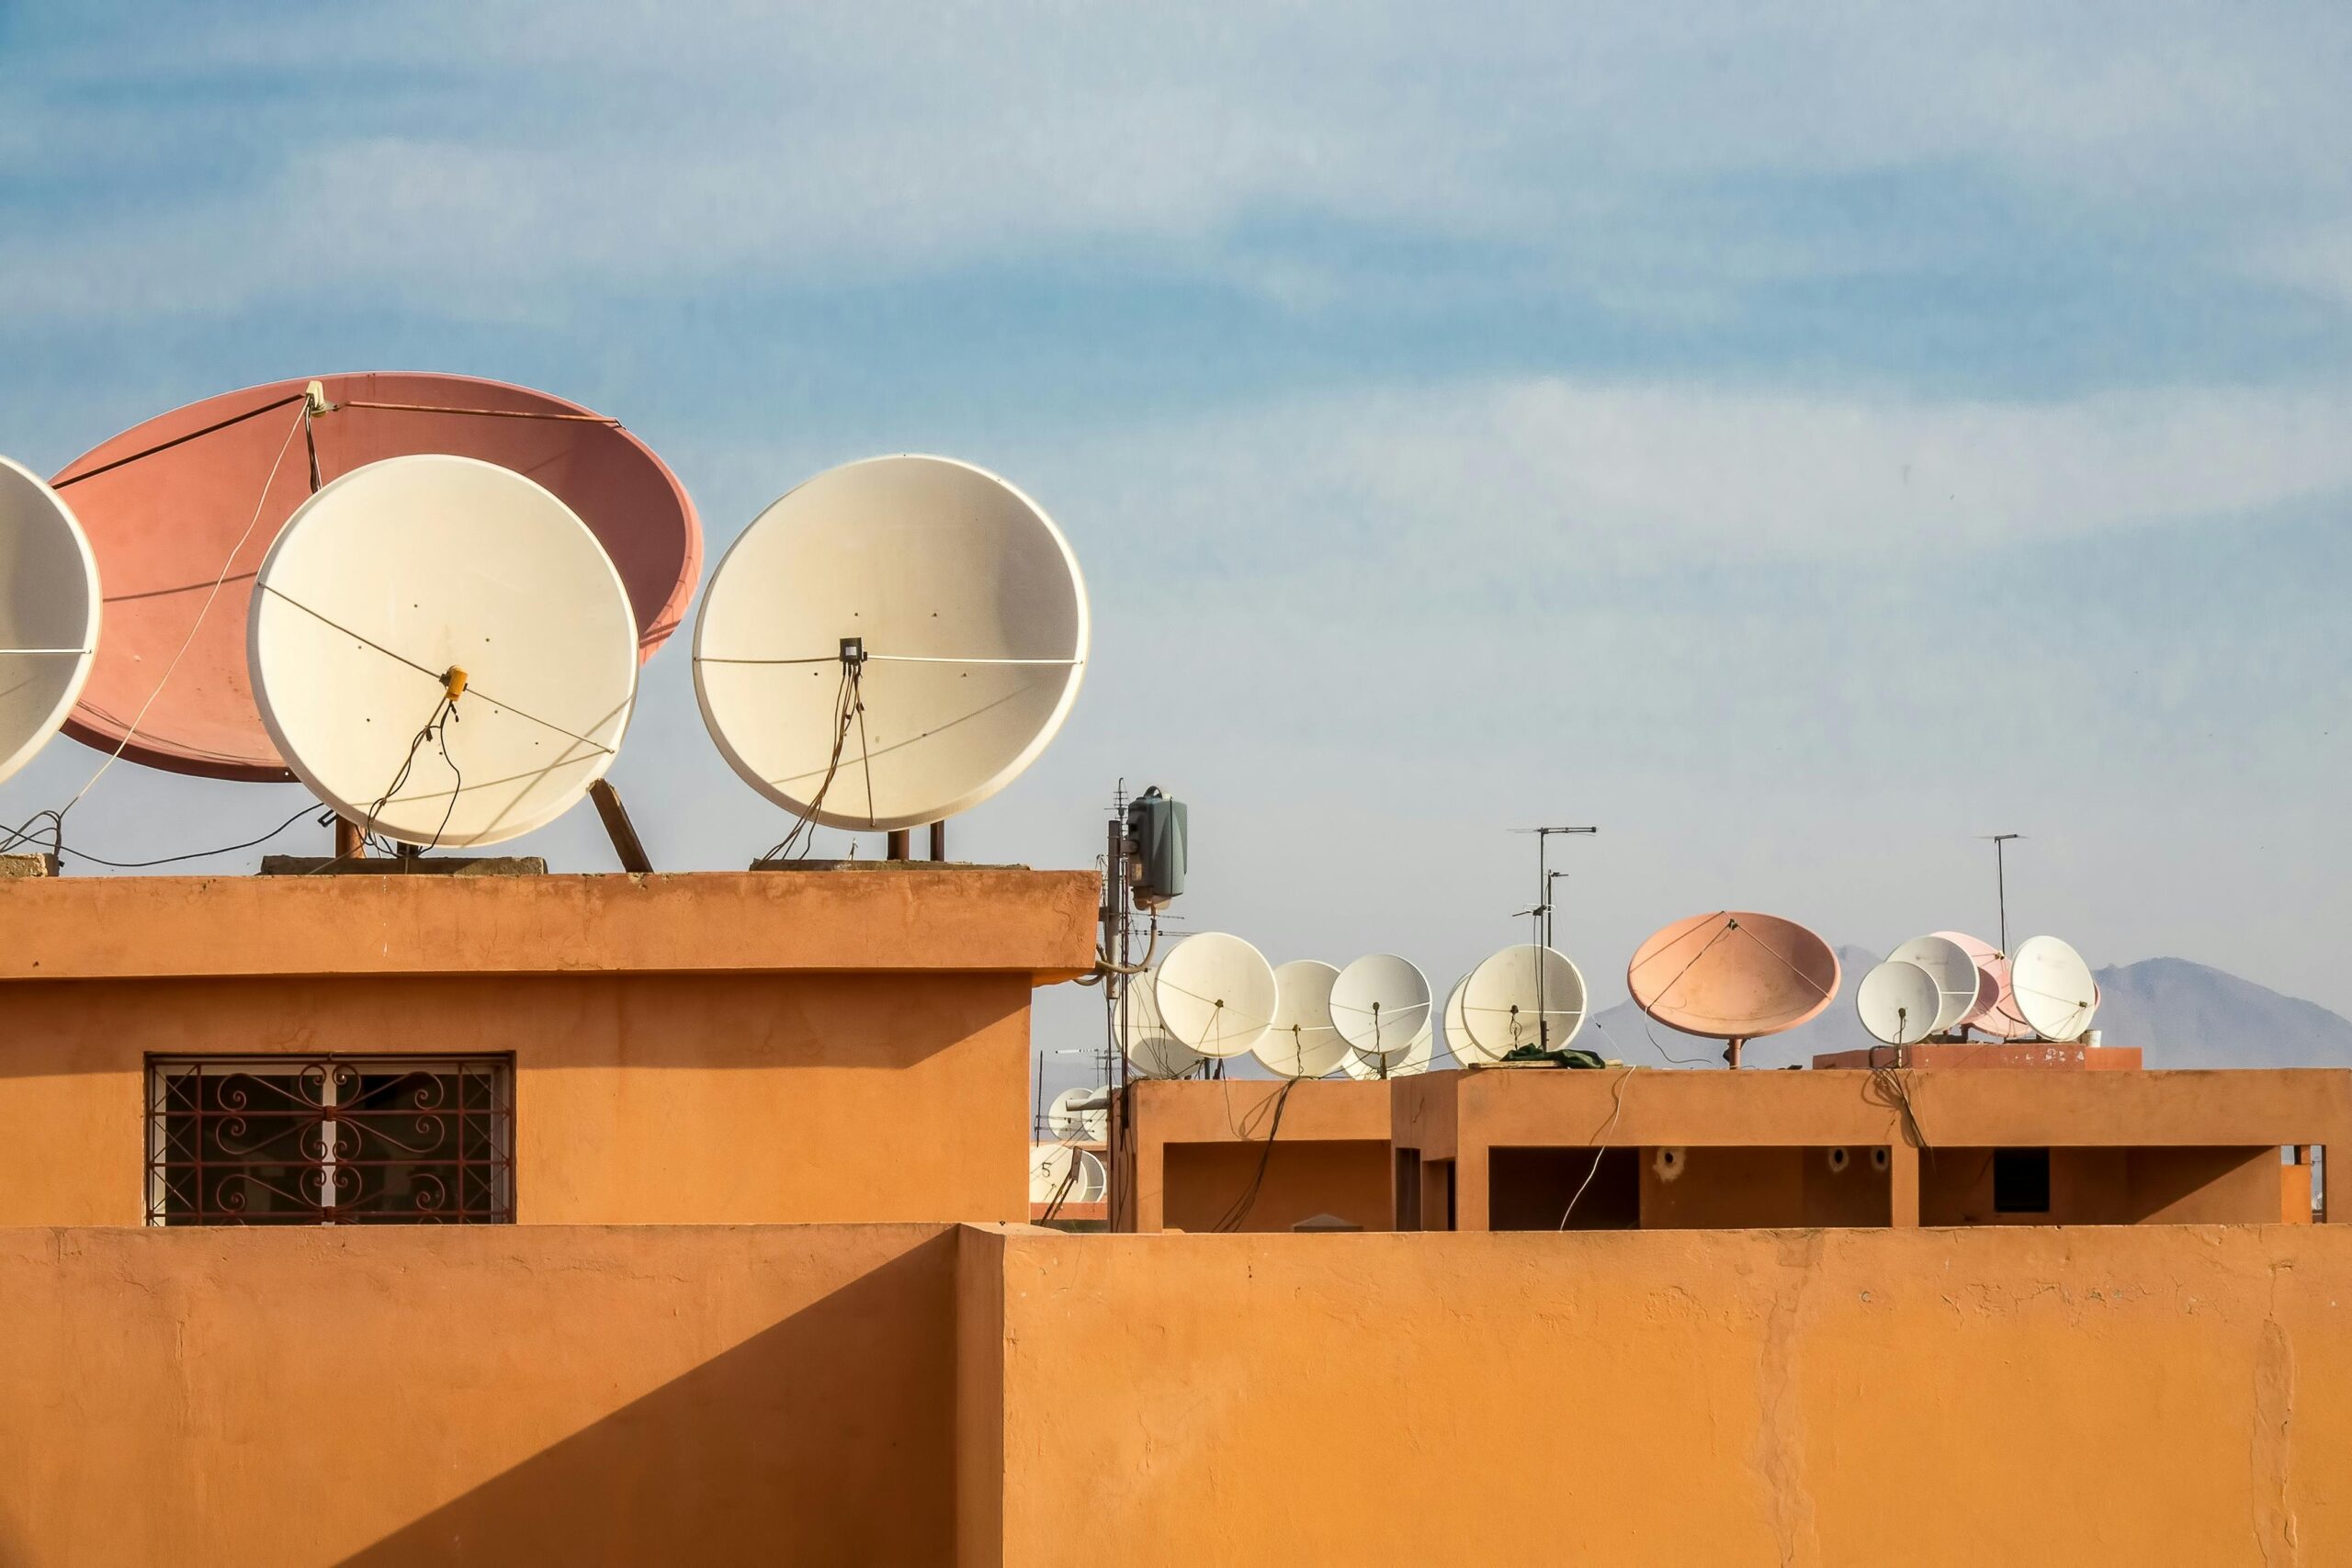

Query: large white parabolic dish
[[249, 456, 639, 848], [1258, 959, 1351, 1078], [1462, 944, 1589, 1055], [2011, 934, 2099, 1043], [693, 455, 1089, 831], [1886, 934, 1984, 1035], [1329, 953, 1435, 1059], [1152, 931, 1279, 1059], [1857, 959, 1940, 1046], [0, 457, 101, 788]]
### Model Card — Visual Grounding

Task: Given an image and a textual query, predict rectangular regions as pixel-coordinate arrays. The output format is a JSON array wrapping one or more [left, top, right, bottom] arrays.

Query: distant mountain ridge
[[1583, 952, 2352, 1071]]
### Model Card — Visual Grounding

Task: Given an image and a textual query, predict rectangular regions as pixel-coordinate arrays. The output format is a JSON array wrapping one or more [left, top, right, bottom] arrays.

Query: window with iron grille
[[147, 1055, 514, 1225]]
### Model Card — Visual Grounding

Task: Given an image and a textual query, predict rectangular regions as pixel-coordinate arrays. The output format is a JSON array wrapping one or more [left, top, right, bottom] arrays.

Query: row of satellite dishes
[[1117, 913, 2102, 1079], [1855, 931, 2100, 1046], [1, 373, 1088, 851]]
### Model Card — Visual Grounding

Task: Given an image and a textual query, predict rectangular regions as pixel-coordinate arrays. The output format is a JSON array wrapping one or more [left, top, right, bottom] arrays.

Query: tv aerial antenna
[[1981, 833, 2023, 953], [1510, 825, 1596, 1052]]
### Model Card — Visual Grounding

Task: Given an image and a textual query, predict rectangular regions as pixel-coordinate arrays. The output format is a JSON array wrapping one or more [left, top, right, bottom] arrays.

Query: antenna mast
[[1982, 833, 2023, 953], [1511, 825, 1596, 1047]]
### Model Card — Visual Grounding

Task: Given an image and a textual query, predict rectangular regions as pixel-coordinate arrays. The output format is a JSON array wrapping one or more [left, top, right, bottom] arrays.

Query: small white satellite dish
[[2011, 935, 2099, 1043], [1857, 959, 1939, 1046], [1329, 953, 1434, 1059], [1886, 934, 1984, 1035], [0, 457, 101, 788], [1030, 1145, 1106, 1205], [249, 456, 638, 847], [1342, 1021, 1436, 1078], [1119, 960, 1204, 1079], [1046, 1086, 1108, 1144], [1257, 960, 1351, 1078], [1152, 931, 1279, 1059], [693, 455, 1088, 831], [1462, 944, 1589, 1056], [1072, 1150, 1108, 1203]]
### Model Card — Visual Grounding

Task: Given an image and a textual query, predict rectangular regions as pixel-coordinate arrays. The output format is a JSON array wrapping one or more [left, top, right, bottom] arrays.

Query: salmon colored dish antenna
[[51, 373, 701, 781], [1626, 910, 1841, 1068]]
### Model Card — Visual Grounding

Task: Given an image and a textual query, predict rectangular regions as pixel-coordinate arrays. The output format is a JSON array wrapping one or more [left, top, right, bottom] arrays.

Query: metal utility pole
[[1511, 825, 1596, 1048], [1982, 833, 2023, 953]]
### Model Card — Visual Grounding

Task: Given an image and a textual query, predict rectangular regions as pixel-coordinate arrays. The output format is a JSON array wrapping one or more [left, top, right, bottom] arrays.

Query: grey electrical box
[[1126, 787, 1186, 908]]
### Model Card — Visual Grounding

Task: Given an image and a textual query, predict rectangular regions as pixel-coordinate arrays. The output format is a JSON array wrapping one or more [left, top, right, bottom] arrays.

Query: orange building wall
[[0, 1224, 963, 1566], [0, 972, 1034, 1225], [0, 870, 1098, 1227], [1125, 1078, 1393, 1233], [985, 1224, 2352, 1566]]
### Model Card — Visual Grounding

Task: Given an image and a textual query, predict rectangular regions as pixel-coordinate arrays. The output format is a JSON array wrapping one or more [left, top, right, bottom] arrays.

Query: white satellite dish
[[1462, 944, 1589, 1056], [1441, 975, 1497, 1066], [693, 455, 1088, 831], [0, 457, 101, 788], [2011, 935, 2099, 1043], [1046, 1086, 1108, 1144], [1856, 959, 1939, 1046], [1073, 1150, 1107, 1203], [1152, 931, 1279, 1059], [1120, 960, 1204, 1079], [249, 456, 637, 848], [1257, 959, 1351, 1078], [1886, 934, 1984, 1036], [1342, 1021, 1436, 1078], [1329, 953, 1434, 1059]]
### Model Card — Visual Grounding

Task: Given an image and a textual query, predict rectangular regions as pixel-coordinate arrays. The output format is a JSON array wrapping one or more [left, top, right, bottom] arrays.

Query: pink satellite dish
[[1931, 931, 2028, 1039], [51, 373, 700, 780], [1627, 910, 1841, 1068]]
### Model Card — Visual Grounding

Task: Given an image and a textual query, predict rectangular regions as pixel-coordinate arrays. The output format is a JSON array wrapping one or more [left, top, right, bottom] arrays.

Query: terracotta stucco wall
[[986, 1225, 2352, 1565], [0, 1224, 964, 1566], [0, 971, 1033, 1224]]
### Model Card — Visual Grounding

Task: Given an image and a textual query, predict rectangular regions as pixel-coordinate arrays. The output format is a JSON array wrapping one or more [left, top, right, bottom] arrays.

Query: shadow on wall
[[339, 1234, 959, 1567]]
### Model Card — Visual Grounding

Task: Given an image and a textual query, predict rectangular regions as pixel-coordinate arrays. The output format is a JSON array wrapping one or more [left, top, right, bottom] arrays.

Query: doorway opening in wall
[[1992, 1147, 2052, 1215], [146, 1055, 514, 1225]]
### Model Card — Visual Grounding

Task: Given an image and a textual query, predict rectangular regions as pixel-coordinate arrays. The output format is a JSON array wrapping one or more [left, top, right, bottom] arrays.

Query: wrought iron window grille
[[146, 1055, 514, 1226]]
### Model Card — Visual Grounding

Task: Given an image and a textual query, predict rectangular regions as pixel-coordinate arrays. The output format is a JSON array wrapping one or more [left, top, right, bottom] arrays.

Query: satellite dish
[[1046, 1086, 1109, 1144], [1461, 944, 1589, 1056], [1626, 911, 1839, 1067], [1151, 932, 1278, 1059], [1072, 1150, 1108, 1203], [1028, 1144, 1077, 1204], [1441, 975, 1497, 1066], [1119, 960, 1204, 1079], [249, 456, 638, 848], [0, 457, 100, 788], [1886, 934, 1984, 1036], [1329, 953, 1435, 1059], [693, 455, 1087, 830], [1928, 931, 2004, 1028], [1856, 960, 1939, 1046], [1257, 960, 1351, 1078], [53, 373, 697, 781], [1342, 1022, 1436, 1078], [2011, 935, 2099, 1043]]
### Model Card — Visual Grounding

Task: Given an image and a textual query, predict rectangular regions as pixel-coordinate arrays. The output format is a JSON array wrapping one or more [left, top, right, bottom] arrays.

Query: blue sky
[[4, 5, 2349, 1092]]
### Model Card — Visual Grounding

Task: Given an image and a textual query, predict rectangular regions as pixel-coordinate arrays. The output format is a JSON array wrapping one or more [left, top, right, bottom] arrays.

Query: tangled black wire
[[761, 659, 865, 861]]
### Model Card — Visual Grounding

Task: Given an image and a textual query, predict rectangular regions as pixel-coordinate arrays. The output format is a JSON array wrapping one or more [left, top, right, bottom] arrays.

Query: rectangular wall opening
[[1489, 1146, 1640, 1231]]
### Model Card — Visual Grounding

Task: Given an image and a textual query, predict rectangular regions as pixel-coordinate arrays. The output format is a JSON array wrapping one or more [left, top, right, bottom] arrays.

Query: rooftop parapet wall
[[984, 1224, 2352, 1566], [0, 867, 1100, 983]]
